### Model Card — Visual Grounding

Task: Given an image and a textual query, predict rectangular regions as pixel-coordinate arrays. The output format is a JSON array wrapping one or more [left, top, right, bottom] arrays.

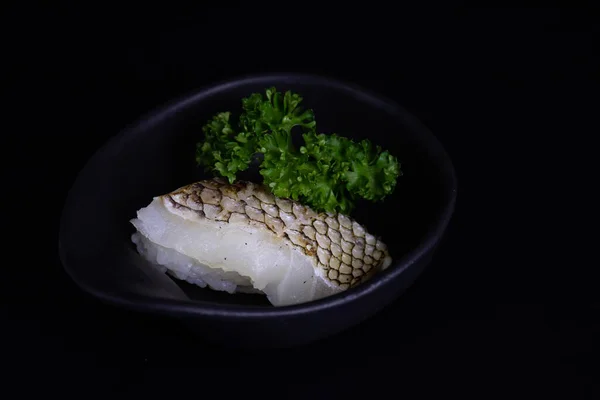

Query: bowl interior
[[60, 75, 454, 309]]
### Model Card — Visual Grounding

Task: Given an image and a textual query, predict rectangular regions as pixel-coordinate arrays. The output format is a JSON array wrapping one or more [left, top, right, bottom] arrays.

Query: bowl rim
[[59, 72, 458, 319]]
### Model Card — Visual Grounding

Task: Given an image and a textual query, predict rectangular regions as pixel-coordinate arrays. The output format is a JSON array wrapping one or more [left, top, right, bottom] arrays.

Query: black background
[[3, 5, 598, 397]]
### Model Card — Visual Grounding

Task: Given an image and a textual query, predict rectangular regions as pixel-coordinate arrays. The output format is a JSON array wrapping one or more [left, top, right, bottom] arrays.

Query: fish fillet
[[130, 178, 392, 306]]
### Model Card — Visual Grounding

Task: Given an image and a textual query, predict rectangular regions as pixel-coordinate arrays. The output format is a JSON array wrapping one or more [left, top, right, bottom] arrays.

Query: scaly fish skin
[[161, 178, 392, 290]]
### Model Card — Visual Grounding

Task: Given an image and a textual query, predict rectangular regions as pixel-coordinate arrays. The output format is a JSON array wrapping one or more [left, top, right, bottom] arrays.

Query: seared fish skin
[[131, 178, 392, 306], [166, 178, 391, 287]]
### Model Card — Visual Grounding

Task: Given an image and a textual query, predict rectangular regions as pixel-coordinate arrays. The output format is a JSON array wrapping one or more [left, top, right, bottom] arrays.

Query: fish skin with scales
[[130, 178, 392, 306]]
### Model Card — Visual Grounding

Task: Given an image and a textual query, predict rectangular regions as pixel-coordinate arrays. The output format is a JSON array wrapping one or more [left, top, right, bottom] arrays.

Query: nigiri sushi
[[130, 178, 392, 306]]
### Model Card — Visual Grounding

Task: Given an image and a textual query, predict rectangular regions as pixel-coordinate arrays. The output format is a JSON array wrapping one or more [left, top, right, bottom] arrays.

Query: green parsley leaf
[[195, 87, 401, 214]]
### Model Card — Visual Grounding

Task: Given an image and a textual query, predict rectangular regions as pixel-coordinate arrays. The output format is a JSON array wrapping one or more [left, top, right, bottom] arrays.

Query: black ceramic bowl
[[59, 73, 457, 348]]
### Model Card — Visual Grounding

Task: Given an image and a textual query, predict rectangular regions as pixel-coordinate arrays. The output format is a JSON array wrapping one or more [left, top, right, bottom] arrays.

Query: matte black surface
[[59, 74, 457, 347], [5, 5, 597, 396]]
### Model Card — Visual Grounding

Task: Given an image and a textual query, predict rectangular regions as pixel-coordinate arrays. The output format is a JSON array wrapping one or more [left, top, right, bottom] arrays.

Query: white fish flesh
[[130, 178, 392, 306]]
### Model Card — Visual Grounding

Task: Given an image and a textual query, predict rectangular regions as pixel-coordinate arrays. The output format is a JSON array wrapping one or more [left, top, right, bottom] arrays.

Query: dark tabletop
[[4, 5, 598, 397]]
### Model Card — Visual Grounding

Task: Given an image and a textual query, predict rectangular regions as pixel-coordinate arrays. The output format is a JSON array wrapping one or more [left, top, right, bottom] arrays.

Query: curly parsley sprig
[[196, 87, 401, 214]]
